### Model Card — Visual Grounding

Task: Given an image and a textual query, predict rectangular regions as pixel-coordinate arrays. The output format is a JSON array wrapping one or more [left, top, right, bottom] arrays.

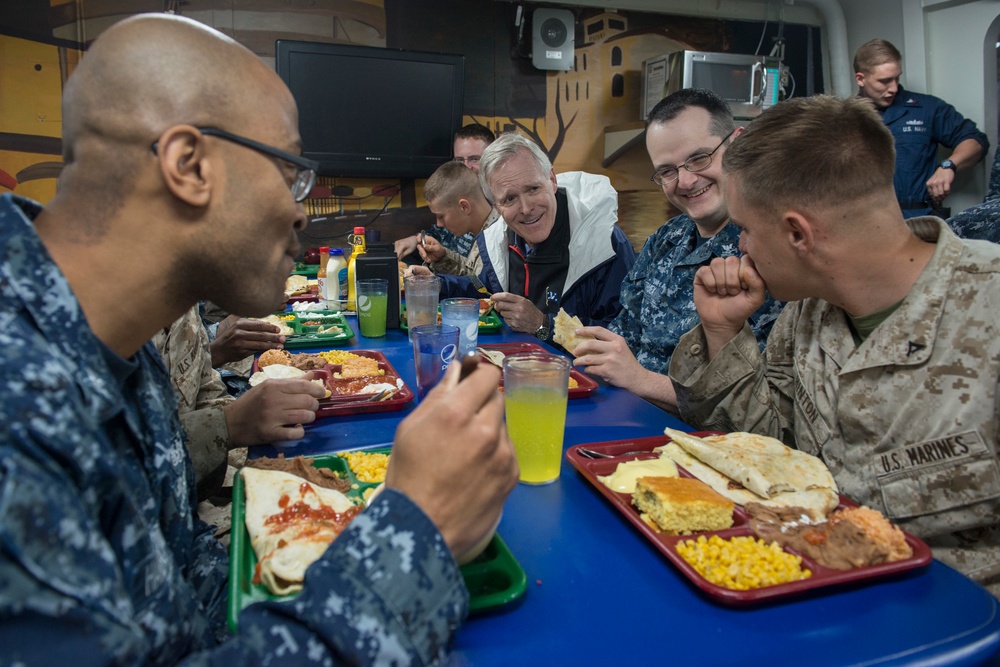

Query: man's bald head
[[58, 14, 294, 230], [63, 14, 279, 155]]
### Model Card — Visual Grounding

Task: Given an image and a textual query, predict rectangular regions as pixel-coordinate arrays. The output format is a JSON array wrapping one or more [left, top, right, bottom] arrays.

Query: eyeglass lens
[[653, 154, 714, 185]]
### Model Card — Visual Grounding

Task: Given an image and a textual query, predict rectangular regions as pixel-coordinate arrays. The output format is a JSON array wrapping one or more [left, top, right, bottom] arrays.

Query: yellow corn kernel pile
[[318, 350, 362, 366], [278, 314, 296, 321], [675, 534, 811, 590], [337, 451, 390, 483]]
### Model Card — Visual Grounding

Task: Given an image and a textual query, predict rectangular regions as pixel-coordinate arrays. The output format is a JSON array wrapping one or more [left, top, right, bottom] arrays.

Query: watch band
[[940, 159, 957, 172]]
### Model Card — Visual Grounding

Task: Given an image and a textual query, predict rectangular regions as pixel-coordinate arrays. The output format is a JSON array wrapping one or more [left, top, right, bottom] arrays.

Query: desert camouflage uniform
[[609, 215, 785, 374], [428, 208, 500, 277], [152, 305, 234, 490], [670, 217, 1000, 596], [0, 194, 469, 664]]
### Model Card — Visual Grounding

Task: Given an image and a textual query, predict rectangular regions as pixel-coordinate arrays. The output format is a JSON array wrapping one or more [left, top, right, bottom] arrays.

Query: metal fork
[[325, 388, 393, 404], [575, 447, 654, 460]]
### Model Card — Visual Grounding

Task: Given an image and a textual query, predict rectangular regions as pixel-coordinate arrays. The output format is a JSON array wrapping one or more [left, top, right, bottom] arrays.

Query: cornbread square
[[632, 476, 735, 535], [339, 356, 381, 378]]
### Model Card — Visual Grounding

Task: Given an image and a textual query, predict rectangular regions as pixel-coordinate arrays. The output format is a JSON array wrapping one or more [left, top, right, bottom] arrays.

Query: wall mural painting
[[1, 1, 818, 249]]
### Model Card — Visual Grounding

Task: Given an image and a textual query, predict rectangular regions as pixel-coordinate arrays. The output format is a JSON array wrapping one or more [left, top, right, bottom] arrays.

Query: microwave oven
[[641, 50, 784, 120]]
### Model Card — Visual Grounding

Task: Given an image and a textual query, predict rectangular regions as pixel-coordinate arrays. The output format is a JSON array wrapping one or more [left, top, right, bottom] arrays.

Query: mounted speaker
[[532, 8, 574, 71]]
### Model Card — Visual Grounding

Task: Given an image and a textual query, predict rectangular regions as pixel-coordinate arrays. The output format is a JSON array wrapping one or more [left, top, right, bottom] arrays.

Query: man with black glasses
[[571, 89, 784, 412], [0, 13, 517, 664]]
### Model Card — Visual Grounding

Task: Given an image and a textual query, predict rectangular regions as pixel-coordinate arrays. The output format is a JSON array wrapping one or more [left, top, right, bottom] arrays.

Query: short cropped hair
[[478, 132, 552, 198], [454, 123, 495, 145], [722, 95, 895, 215], [647, 88, 736, 139], [424, 160, 482, 207], [853, 38, 902, 76]]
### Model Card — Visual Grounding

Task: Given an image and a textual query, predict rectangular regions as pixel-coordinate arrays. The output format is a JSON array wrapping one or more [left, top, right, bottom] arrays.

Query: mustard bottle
[[346, 227, 366, 312]]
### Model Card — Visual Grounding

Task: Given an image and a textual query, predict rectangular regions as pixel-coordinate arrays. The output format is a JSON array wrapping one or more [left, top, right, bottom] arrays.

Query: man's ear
[[855, 72, 866, 89], [783, 210, 815, 255], [154, 125, 213, 208], [457, 197, 473, 215]]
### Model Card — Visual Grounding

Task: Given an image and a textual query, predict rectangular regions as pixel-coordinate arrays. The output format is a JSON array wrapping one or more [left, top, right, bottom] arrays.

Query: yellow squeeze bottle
[[346, 226, 366, 312]]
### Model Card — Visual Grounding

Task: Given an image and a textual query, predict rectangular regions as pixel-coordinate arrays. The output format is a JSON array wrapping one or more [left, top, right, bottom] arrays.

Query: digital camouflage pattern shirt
[[0, 194, 468, 665], [671, 217, 1000, 596], [427, 225, 475, 257], [947, 150, 1000, 244], [610, 214, 784, 375]]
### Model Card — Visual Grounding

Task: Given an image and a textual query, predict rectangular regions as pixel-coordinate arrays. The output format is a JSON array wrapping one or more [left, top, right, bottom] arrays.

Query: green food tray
[[277, 310, 355, 348], [399, 305, 503, 334], [291, 263, 320, 276], [227, 449, 527, 632]]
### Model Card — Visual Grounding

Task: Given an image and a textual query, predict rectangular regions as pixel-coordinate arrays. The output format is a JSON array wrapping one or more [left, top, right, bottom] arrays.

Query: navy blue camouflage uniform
[[609, 214, 785, 373], [947, 149, 1000, 244], [427, 225, 475, 257], [0, 194, 467, 665], [880, 87, 989, 218]]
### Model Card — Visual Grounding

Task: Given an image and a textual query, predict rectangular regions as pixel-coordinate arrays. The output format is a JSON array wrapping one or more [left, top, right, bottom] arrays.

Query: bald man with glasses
[[0, 14, 516, 664], [571, 88, 784, 412]]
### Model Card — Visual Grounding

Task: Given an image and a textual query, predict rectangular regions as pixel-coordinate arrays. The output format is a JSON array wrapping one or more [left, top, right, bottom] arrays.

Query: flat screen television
[[275, 40, 465, 179]]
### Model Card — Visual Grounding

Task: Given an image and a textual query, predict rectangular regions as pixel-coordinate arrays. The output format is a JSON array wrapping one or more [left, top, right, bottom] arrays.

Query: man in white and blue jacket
[[437, 133, 636, 344]]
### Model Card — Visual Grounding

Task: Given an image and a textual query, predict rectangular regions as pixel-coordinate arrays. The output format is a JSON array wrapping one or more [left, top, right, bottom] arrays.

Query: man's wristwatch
[[939, 159, 957, 172], [534, 320, 550, 341]]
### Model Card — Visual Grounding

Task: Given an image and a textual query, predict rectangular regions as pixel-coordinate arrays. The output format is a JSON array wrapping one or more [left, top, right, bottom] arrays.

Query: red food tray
[[478, 342, 597, 398], [252, 350, 414, 418], [566, 434, 932, 606], [287, 294, 319, 303]]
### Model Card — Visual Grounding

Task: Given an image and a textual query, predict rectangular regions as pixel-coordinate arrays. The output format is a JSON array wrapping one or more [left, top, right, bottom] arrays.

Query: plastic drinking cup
[[502, 352, 571, 485], [356, 279, 388, 337], [404, 275, 441, 341], [411, 324, 459, 400], [441, 297, 479, 356]]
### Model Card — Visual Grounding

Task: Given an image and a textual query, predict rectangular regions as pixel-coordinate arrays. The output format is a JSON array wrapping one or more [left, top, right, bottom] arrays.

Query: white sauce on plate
[[598, 457, 679, 493]]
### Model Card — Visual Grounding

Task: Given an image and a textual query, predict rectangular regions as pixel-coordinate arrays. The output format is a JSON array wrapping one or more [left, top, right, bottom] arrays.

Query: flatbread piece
[[663, 428, 837, 499], [553, 308, 588, 355], [242, 467, 361, 595]]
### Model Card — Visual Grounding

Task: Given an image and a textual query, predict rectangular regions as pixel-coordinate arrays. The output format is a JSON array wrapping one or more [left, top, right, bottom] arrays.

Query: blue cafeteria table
[[256, 316, 1000, 666]]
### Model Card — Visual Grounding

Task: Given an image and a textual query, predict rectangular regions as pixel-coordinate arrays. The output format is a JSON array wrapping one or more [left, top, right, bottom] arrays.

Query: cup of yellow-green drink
[[502, 352, 570, 485], [356, 279, 388, 337]]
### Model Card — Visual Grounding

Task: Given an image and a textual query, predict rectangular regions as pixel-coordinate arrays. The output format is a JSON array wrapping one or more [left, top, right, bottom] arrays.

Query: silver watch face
[[535, 326, 549, 340]]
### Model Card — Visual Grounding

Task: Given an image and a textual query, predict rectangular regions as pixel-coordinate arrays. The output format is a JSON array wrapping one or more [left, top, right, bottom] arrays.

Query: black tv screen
[[275, 40, 465, 179]]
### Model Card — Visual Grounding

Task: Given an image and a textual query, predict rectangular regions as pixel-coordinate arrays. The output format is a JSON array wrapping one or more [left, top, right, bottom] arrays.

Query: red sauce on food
[[264, 500, 363, 531], [252, 483, 363, 585]]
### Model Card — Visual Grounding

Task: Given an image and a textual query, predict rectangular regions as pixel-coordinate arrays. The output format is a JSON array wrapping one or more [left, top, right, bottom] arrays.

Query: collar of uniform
[[879, 86, 922, 124], [837, 216, 959, 372], [0, 193, 124, 422], [658, 214, 742, 265]]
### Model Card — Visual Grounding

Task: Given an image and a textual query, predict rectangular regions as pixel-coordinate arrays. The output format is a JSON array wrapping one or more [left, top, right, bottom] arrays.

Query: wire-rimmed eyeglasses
[[453, 156, 481, 166], [650, 129, 736, 187], [152, 127, 319, 202]]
